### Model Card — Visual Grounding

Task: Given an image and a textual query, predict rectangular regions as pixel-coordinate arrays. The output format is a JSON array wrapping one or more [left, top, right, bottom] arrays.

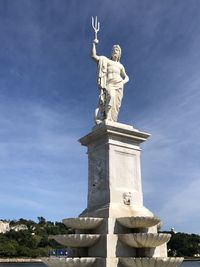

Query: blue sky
[[0, 0, 200, 234]]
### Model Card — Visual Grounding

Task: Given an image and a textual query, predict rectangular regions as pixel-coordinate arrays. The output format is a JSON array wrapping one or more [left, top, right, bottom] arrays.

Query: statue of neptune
[[91, 17, 129, 124]]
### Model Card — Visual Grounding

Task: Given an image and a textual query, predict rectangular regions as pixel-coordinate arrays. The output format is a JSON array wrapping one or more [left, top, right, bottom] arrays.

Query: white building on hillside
[[0, 221, 10, 233]]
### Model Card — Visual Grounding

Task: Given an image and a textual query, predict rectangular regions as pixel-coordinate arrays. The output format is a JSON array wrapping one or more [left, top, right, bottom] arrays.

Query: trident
[[91, 16, 100, 43]]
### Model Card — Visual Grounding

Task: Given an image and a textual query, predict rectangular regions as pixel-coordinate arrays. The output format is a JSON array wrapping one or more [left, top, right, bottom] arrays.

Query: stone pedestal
[[79, 121, 152, 218]]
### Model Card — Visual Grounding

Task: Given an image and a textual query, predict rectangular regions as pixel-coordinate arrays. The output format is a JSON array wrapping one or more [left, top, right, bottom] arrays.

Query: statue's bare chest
[[107, 60, 122, 74]]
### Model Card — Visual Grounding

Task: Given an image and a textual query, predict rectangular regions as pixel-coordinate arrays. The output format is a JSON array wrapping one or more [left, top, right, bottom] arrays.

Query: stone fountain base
[[44, 216, 183, 267], [43, 122, 184, 267]]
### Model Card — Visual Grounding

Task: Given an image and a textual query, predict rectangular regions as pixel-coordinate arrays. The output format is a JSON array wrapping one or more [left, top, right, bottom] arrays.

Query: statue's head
[[111, 44, 121, 62]]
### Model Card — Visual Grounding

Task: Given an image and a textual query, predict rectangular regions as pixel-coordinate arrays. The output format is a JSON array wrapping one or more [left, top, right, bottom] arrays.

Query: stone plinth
[[79, 121, 152, 218]]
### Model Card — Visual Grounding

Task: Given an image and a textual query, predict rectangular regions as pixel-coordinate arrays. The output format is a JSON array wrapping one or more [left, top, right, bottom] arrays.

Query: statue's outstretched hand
[[93, 39, 99, 44]]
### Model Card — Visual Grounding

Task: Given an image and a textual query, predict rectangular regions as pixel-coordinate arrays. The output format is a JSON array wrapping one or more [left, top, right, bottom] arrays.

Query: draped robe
[[96, 56, 124, 122]]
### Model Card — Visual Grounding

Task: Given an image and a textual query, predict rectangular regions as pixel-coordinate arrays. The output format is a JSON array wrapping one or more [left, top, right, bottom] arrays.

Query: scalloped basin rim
[[62, 217, 104, 230], [119, 257, 184, 267], [118, 233, 171, 248], [50, 234, 100, 248], [42, 257, 97, 261], [64, 216, 104, 219], [42, 257, 96, 267], [117, 216, 160, 228]]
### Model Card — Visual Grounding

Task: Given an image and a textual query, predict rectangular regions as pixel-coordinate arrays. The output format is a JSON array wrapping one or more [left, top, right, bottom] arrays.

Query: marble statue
[[91, 17, 129, 124]]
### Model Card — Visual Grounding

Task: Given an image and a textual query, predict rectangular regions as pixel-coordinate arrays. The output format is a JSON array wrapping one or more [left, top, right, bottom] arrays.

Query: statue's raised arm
[[91, 41, 99, 62], [91, 17, 129, 124]]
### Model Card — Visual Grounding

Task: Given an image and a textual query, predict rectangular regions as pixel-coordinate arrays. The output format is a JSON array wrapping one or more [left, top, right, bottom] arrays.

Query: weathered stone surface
[[79, 121, 151, 218]]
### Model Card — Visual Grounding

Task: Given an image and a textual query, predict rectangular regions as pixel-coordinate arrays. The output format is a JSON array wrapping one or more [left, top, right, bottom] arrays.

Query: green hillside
[[0, 217, 73, 258], [0, 218, 200, 258]]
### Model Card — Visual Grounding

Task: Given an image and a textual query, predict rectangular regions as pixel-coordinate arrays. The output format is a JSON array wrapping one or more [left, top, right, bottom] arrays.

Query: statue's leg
[[105, 89, 115, 121], [95, 90, 106, 124], [113, 88, 124, 122]]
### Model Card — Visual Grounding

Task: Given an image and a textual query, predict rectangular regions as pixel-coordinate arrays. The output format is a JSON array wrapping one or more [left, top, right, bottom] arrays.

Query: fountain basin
[[120, 257, 183, 267], [62, 217, 103, 230], [118, 233, 171, 247], [117, 216, 160, 228], [42, 257, 96, 267], [49, 234, 100, 247]]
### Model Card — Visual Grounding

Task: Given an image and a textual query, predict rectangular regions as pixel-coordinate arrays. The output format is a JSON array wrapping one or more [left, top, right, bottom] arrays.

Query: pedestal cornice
[[79, 121, 150, 147]]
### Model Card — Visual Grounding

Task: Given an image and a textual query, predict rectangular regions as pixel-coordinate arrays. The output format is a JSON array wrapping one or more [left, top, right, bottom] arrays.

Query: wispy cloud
[[138, 70, 200, 232], [0, 98, 87, 221]]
